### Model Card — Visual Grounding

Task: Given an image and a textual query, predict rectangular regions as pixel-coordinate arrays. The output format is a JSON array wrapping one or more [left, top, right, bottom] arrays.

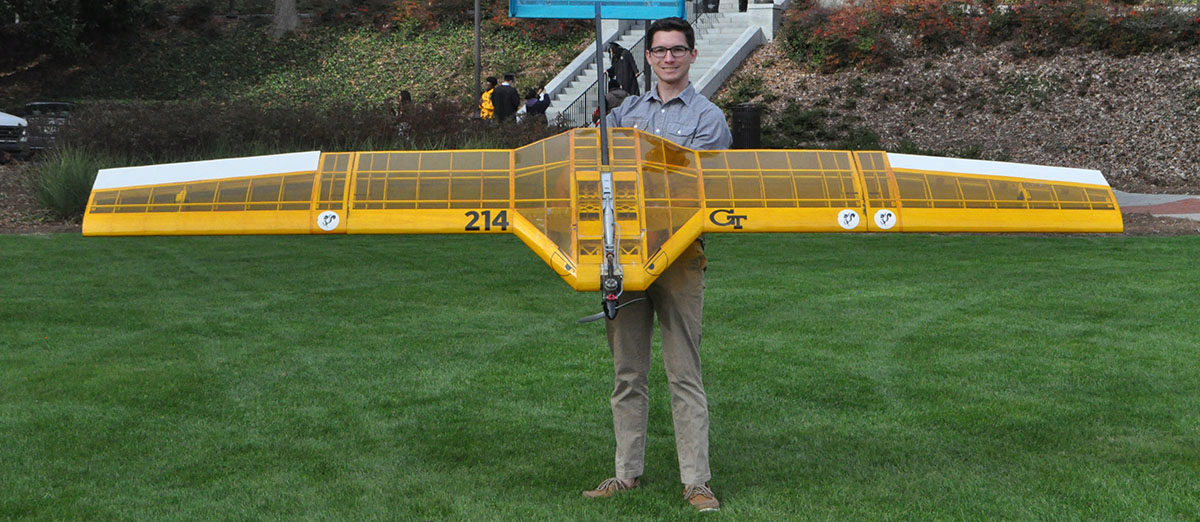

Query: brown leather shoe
[[582, 477, 638, 498], [684, 483, 720, 512]]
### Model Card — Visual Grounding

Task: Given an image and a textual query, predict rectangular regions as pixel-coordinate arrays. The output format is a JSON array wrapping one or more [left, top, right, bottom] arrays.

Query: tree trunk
[[269, 0, 299, 39]]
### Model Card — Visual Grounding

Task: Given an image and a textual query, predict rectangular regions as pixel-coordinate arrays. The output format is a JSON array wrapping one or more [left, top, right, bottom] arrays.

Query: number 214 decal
[[465, 210, 509, 231]]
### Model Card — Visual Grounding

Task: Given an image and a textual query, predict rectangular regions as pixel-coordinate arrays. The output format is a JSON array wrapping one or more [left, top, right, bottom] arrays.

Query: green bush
[[763, 103, 881, 150], [57, 99, 566, 164], [33, 147, 124, 220], [39, 99, 569, 219], [718, 75, 766, 110]]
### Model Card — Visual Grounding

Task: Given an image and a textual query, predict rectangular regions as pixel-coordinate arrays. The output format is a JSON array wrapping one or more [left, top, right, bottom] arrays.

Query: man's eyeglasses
[[648, 46, 692, 58]]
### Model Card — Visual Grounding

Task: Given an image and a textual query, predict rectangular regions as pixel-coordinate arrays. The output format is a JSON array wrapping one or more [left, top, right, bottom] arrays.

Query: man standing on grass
[[582, 16, 731, 513]]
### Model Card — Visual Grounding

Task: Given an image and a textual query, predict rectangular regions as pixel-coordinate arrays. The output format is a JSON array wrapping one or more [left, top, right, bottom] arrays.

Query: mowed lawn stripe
[[1, 234, 1197, 519]]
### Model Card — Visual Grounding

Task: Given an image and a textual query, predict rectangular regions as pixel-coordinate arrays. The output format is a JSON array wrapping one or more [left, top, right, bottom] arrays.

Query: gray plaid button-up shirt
[[605, 83, 732, 151]]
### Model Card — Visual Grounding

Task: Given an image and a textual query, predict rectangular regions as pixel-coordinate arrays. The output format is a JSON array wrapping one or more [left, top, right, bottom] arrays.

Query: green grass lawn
[[2, 233, 1198, 519]]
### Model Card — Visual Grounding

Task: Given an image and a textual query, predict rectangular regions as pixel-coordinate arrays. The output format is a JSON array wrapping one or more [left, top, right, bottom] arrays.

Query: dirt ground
[[0, 162, 80, 235], [2, 161, 1195, 237]]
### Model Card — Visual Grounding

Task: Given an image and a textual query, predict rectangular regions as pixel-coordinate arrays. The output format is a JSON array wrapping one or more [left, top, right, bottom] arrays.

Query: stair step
[[548, 12, 762, 125]]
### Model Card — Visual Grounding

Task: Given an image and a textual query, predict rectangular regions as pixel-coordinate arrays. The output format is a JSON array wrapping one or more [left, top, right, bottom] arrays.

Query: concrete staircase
[[544, 20, 650, 127], [541, 3, 786, 127]]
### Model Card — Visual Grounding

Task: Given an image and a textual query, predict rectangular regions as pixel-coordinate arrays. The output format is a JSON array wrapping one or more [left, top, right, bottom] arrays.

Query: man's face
[[647, 30, 695, 86]]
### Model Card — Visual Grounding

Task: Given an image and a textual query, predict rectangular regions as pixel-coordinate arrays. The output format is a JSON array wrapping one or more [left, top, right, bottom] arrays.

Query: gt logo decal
[[709, 209, 748, 229]]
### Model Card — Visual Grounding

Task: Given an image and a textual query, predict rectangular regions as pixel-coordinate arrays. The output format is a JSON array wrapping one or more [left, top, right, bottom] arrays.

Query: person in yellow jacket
[[480, 76, 498, 119]]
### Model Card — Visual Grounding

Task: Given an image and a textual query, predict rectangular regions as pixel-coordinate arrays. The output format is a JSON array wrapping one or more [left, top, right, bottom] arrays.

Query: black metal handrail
[[555, 8, 705, 127], [555, 28, 646, 127]]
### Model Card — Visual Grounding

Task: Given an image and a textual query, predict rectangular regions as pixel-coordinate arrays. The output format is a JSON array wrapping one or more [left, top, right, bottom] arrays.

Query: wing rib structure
[[83, 128, 1123, 291]]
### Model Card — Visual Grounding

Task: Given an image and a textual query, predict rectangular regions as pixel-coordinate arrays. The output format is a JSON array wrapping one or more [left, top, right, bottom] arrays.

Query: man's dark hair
[[504, 73, 516, 82], [525, 88, 538, 99], [485, 76, 498, 87], [646, 17, 694, 50]]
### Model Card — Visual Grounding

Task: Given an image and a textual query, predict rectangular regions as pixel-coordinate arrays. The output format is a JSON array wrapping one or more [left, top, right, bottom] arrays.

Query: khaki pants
[[605, 240, 710, 485]]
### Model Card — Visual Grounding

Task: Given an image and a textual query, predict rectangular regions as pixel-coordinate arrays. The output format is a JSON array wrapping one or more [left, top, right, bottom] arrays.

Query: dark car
[[23, 101, 75, 151]]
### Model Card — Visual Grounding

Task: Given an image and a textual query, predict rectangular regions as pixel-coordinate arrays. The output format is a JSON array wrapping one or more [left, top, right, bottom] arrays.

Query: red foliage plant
[[781, 0, 1200, 71]]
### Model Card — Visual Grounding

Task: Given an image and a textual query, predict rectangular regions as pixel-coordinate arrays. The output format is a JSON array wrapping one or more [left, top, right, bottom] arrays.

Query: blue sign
[[510, 0, 685, 20]]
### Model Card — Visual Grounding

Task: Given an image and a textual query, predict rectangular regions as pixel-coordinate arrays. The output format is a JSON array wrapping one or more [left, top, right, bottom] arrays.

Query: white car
[[0, 110, 29, 156]]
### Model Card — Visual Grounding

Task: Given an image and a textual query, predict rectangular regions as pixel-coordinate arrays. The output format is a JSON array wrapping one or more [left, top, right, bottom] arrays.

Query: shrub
[[781, 1, 899, 72], [58, 98, 568, 162], [1000, 0, 1110, 56], [719, 75, 765, 110], [40, 97, 569, 219], [763, 103, 881, 150], [780, 0, 1200, 71], [33, 147, 124, 220], [58, 100, 405, 162], [893, 139, 988, 160], [898, 0, 983, 52]]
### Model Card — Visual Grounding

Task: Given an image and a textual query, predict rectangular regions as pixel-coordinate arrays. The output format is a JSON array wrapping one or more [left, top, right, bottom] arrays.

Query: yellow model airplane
[[84, 127, 1123, 318]]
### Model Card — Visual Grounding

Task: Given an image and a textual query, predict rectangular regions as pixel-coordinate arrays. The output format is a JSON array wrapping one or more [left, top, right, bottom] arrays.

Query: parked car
[[23, 101, 75, 151], [0, 110, 30, 159]]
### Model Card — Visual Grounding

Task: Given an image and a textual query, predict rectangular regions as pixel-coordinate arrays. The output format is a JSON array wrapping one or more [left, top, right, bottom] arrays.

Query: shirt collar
[[647, 82, 696, 105]]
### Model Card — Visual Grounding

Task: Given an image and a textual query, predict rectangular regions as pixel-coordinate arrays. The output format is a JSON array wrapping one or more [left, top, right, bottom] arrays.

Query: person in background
[[480, 76, 498, 120], [605, 79, 630, 114], [606, 42, 640, 96], [524, 87, 551, 125], [583, 16, 731, 514], [592, 79, 631, 126], [491, 73, 522, 122]]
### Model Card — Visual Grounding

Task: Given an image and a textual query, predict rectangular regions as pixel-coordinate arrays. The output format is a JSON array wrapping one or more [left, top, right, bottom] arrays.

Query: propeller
[[576, 298, 648, 323]]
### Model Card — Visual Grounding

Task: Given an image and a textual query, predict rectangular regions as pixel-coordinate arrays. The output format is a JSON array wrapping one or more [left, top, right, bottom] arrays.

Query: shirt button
[[660, 109, 665, 113], [655, 128, 660, 133]]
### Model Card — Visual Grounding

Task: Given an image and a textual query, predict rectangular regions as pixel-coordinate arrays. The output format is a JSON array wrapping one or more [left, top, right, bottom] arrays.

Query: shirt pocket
[[664, 120, 697, 145], [622, 117, 648, 130]]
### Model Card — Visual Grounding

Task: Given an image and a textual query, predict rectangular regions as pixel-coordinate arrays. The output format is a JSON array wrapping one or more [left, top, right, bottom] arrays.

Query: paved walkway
[[1115, 190, 1200, 222]]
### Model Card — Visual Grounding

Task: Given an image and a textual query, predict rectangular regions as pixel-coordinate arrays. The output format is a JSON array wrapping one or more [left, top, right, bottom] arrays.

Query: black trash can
[[731, 103, 761, 149]]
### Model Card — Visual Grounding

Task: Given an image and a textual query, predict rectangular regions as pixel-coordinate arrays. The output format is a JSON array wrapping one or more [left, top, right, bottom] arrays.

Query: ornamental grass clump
[[32, 147, 123, 220]]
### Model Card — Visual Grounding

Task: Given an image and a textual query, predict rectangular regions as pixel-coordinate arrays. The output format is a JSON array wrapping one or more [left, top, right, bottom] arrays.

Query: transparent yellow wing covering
[[84, 128, 1123, 291]]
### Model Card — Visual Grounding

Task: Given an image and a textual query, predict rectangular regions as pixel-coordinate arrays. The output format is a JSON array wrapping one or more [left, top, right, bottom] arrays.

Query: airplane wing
[[84, 127, 1122, 292]]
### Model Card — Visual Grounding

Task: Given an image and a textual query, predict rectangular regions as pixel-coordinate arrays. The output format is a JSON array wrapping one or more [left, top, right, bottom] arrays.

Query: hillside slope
[[719, 42, 1200, 194]]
